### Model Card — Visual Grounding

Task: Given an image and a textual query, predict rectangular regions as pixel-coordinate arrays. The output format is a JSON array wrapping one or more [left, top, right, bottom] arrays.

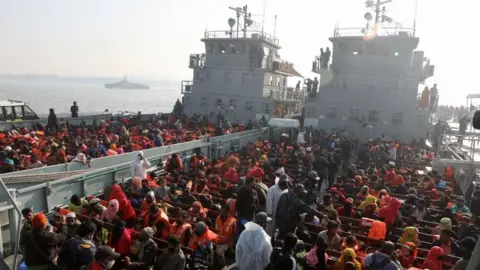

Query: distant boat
[[105, 75, 150, 90]]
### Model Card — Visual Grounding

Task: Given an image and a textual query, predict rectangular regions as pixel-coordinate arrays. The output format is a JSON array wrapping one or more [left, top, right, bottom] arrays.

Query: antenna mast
[[413, 0, 419, 36], [261, 0, 267, 34], [228, 5, 253, 38], [366, 0, 392, 24], [273, 15, 277, 38]]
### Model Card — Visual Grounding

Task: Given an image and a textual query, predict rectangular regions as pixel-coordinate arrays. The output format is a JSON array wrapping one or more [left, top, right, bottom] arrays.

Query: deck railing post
[[0, 180, 21, 270]]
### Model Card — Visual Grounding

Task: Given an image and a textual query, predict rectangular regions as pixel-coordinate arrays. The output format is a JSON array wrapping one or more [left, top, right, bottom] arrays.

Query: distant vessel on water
[[104, 75, 150, 90]]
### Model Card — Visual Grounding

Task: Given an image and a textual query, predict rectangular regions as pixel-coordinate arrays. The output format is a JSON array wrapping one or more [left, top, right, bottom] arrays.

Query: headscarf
[[138, 227, 155, 261], [32, 213, 48, 229], [399, 242, 418, 268], [363, 203, 377, 217], [399, 227, 419, 246], [102, 199, 119, 223], [379, 195, 391, 208], [439, 218, 452, 230], [422, 246, 444, 270], [392, 175, 405, 186], [333, 248, 361, 270], [378, 197, 401, 226], [357, 185, 370, 198], [110, 184, 128, 202], [359, 194, 378, 210], [145, 191, 156, 203], [430, 188, 439, 200]]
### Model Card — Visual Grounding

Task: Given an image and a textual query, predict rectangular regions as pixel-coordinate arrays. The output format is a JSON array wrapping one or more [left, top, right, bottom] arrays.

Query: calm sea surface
[[0, 79, 180, 117]]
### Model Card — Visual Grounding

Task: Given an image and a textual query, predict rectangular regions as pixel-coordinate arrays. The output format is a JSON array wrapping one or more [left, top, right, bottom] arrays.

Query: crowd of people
[[16, 129, 480, 270], [0, 107, 265, 174]]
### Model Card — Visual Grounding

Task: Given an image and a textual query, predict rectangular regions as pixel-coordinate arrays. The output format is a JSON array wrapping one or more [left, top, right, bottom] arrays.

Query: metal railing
[[204, 30, 279, 45], [263, 85, 303, 102], [333, 26, 414, 38]]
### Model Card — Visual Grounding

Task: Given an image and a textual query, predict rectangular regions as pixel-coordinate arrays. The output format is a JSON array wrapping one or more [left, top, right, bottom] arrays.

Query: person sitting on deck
[[333, 248, 361, 270], [364, 241, 400, 270], [139, 178, 153, 195], [318, 221, 342, 251], [189, 221, 219, 261], [169, 211, 193, 247], [395, 242, 418, 269], [144, 204, 169, 240], [398, 226, 420, 247], [187, 201, 208, 223], [419, 246, 444, 270], [432, 228, 462, 257], [109, 184, 136, 225], [101, 199, 120, 224], [452, 196, 471, 216], [140, 191, 156, 215]]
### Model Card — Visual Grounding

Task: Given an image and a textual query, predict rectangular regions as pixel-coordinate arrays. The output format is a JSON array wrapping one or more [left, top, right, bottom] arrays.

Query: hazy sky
[[0, 0, 477, 105]]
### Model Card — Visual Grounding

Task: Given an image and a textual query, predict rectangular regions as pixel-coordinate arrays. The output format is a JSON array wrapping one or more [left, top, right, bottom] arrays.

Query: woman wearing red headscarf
[[419, 246, 444, 270], [377, 197, 401, 227], [109, 184, 136, 226]]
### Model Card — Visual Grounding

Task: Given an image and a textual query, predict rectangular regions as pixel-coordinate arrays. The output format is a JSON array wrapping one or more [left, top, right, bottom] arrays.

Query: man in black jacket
[[22, 213, 66, 268]]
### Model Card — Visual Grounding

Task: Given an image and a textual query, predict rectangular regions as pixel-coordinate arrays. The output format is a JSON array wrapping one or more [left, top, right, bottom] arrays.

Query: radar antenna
[[228, 5, 253, 38]]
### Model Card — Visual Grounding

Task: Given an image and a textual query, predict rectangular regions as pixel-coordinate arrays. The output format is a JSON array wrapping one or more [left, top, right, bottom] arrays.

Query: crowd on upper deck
[[15, 125, 480, 270], [0, 102, 266, 174]]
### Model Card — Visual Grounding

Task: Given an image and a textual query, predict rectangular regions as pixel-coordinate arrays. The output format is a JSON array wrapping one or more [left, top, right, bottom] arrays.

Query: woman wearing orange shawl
[[390, 174, 405, 187], [396, 242, 418, 269], [378, 190, 391, 208]]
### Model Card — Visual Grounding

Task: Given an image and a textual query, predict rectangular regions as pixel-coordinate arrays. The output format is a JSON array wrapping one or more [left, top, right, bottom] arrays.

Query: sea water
[[0, 79, 180, 117]]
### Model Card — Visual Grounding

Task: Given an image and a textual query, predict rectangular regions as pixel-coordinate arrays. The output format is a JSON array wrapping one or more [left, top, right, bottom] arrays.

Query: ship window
[[368, 110, 379, 122], [242, 73, 251, 84], [269, 75, 273, 86], [276, 77, 281, 86], [339, 43, 348, 54], [186, 96, 192, 106], [262, 103, 271, 114], [4, 107, 13, 120], [201, 97, 207, 108], [352, 51, 359, 55], [13, 106, 23, 118], [327, 107, 337, 119], [215, 99, 222, 108], [393, 113, 403, 125], [207, 44, 215, 53], [283, 77, 286, 86], [363, 78, 374, 88], [379, 44, 390, 56], [224, 71, 232, 82], [229, 99, 237, 109], [415, 115, 426, 127], [229, 44, 238, 54], [220, 44, 227, 54], [402, 81, 412, 93], [349, 108, 360, 121], [342, 78, 347, 89], [388, 80, 399, 92], [0, 108, 4, 120], [245, 101, 253, 112], [307, 107, 316, 117], [394, 52, 399, 56]]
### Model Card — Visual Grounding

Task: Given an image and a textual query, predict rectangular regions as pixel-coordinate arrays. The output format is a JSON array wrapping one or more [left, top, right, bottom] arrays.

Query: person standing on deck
[[70, 101, 79, 118], [131, 151, 151, 179], [266, 175, 288, 237]]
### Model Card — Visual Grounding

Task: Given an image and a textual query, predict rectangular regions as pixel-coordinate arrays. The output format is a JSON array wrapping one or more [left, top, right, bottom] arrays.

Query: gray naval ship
[[181, 1, 437, 142], [105, 75, 150, 90]]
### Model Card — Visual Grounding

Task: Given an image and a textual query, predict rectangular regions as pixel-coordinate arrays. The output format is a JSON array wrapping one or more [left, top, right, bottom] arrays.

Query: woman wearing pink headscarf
[[377, 197, 401, 227], [101, 199, 120, 223]]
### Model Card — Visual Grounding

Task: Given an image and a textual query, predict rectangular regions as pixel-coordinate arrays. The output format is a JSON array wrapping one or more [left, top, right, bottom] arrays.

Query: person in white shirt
[[236, 212, 273, 270], [266, 175, 289, 236], [130, 151, 151, 179]]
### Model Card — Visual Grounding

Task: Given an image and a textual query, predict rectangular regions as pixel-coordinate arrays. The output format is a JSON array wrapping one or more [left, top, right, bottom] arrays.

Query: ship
[[104, 75, 150, 90]]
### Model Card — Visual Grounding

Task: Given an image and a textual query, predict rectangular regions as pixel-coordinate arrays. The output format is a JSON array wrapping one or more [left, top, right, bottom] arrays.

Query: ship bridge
[[181, 5, 304, 121]]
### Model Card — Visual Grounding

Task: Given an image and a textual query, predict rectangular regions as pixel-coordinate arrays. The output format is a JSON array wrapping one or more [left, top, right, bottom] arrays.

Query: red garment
[[90, 262, 106, 270], [109, 184, 136, 220], [378, 197, 401, 226], [224, 167, 239, 184], [385, 169, 396, 184], [109, 228, 134, 256], [420, 246, 443, 270], [246, 167, 264, 182]]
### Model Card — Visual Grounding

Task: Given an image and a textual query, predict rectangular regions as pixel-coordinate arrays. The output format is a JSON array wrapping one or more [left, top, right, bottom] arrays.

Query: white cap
[[5, 146, 12, 151], [306, 147, 312, 152], [66, 212, 76, 219], [388, 161, 395, 167]]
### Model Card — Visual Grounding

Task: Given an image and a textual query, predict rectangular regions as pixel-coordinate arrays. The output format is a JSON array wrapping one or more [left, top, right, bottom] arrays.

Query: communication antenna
[[365, 0, 392, 24], [228, 5, 253, 38], [261, 0, 267, 34], [273, 14, 277, 39], [413, 0, 419, 37], [228, 18, 236, 38]]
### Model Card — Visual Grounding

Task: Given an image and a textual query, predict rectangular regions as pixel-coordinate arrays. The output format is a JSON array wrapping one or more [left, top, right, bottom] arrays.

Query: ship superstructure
[[181, 5, 303, 122], [305, 0, 436, 141], [105, 75, 150, 90]]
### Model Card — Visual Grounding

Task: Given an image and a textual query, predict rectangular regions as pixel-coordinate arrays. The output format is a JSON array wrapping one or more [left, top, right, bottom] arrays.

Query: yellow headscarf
[[333, 248, 362, 270], [359, 194, 378, 210], [399, 226, 419, 246]]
